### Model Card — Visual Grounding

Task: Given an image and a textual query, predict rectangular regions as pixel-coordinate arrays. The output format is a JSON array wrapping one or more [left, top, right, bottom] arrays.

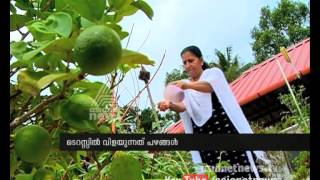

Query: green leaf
[[15, 0, 32, 11], [98, 125, 111, 133], [71, 81, 111, 100], [10, 60, 30, 70], [10, 3, 17, 14], [10, 14, 33, 31], [64, 0, 106, 22], [132, 0, 154, 20], [80, 17, 95, 29], [27, 22, 56, 41], [106, 23, 129, 40], [22, 40, 55, 61], [37, 72, 79, 89], [10, 41, 29, 59], [108, 0, 134, 10], [114, 5, 138, 22], [26, 11, 70, 31], [27, 17, 63, 43], [44, 12, 73, 38], [103, 14, 116, 23], [44, 38, 75, 53], [49, 82, 61, 94], [17, 70, 49, 96], [28, 8, 52, 20], [43, 37, 76, 62], [119, 49, 155, 66], [48, 101, 63, 121], [55, 0, 68, 11], [34, 53, 62, 70], [117, 64, 139, 74], [110, 151, 143, 180], [76, 151, 87, 163]]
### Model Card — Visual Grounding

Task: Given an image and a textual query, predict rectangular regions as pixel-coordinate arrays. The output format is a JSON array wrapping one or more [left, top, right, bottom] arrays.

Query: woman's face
[[181, 51, 203, 80]]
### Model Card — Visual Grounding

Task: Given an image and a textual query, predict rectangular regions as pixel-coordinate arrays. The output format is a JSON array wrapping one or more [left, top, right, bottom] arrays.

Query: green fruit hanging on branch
[[33, 168, 54, 180], [74, 25, 122, 75], [110, 151, 143, 180], [61, 94, 99, 131], [15, 173, 34, 180], [14, 125, 51, 164]]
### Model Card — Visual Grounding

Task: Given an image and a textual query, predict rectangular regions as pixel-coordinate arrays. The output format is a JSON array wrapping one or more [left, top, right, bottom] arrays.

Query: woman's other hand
[[158, 100, 171, 111]]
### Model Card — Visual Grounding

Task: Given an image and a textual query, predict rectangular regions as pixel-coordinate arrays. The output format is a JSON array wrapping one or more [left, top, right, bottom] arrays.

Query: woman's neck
[[189, 69, 203, 81]]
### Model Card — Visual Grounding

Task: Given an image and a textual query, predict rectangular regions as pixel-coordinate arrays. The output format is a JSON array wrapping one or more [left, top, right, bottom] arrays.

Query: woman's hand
[[158, 100, 186, 113], [170, 80, 188, 90], [157, 100, 171, 111]]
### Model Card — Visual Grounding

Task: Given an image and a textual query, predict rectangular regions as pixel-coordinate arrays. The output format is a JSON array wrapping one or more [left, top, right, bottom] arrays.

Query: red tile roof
[[165, 38, 310, 134]]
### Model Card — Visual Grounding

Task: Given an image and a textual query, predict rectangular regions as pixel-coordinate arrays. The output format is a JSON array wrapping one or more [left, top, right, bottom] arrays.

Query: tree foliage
[[165, 68, 188, 85], [209, 46, 244, 82], [10, 0, 165, 179], [251, 0, 309, 63]]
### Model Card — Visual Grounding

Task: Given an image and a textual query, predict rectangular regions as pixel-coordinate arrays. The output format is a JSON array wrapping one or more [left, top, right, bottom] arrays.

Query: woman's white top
[[178, 67, 270, 178]]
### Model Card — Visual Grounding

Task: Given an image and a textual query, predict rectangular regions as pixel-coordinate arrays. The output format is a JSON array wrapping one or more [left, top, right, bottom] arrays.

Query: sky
[[10, 0, 309, 110]]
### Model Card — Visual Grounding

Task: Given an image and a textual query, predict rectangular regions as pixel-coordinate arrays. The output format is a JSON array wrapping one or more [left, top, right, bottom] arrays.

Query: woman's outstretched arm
[[170, 80, 213, 93]]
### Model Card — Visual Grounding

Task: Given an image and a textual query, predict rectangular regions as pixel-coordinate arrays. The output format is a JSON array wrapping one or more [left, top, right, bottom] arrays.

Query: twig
[[61, 159, 74, 180], [10, 68, 21, 77], [139, 65, 160, 128], [40, 81, 54, 93], [110, 73, 125, 90], [109, 72, 117, 90], [92, 152, 102, 180], [10, 92, 63, 129], [10, 90, 22, 99], [16, 96, 33, 117], [125, 23, 134, 49], [42, 0, 53, 11], [129, 69, 138, 99], [23, 100, 55, 124], [120, 50, 166, 121], [17, 28, 29, 41], [16, 28, 25, 36], [137, 30, 151, 52], [132, 69, 141, 108]]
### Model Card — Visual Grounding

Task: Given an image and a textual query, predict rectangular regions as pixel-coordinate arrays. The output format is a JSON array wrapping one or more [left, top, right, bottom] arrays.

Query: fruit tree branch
[[120, 50, 166, 121], [10, 90, 64, 129], [10, 75, 84, 129]]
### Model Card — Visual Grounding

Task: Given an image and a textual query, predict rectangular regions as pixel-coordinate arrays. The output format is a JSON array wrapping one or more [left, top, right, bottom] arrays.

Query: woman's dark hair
[[180, 45, 209, 70]]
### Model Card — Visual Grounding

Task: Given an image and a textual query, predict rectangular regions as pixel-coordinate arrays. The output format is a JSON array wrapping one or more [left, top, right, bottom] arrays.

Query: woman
[[158, 46, 269, 178]]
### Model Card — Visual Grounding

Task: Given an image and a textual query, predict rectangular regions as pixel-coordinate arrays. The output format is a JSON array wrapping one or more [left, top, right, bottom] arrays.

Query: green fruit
[[61, 94, 99, 131], [110, 151, 142, 180], [14, 125, 51, 164], [15, 173, 34, 180], [34, 168, 54, 180], [74, 25, 122, 75]]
